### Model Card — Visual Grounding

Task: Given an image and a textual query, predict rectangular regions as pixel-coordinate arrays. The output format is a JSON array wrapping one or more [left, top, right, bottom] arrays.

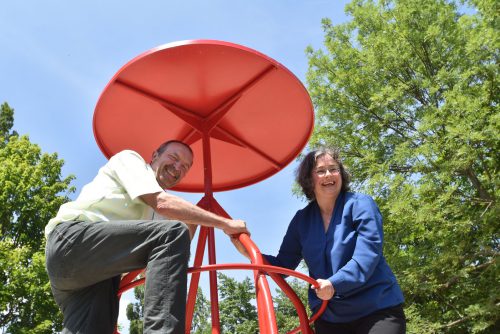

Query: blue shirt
[[264, 192, 404, 323]]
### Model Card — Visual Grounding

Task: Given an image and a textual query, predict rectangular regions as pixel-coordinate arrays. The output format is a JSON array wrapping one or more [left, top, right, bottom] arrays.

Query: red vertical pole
[[211, 199, 278, 334], [238, 234, 278, 334], [207, 223, 220, 333], [185, 223, 209, 333], [201, 133, 221, 334]]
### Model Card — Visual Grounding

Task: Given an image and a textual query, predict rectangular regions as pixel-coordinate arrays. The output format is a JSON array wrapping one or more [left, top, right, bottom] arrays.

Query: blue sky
[[1, 1, 350, 331]]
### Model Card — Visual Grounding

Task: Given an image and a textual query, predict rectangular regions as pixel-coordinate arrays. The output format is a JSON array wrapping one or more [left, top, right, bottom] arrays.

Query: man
[[45, 140, 249, 334]]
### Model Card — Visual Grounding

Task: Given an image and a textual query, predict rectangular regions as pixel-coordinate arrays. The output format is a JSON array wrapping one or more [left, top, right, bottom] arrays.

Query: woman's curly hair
[[295, 146, 351, 201]]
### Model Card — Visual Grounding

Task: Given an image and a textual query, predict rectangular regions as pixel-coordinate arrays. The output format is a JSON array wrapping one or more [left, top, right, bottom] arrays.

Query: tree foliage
[[124, 284, 214, 334], [191, 287, 211, 334], [193, 274, 311, 334], [126, 285, 145, 334], [0, 102, 75, 333], [128, 273, 311, 334], [217, 273, 258, 333], [306, 0, 498, 332], [273, 278, 311, 333]]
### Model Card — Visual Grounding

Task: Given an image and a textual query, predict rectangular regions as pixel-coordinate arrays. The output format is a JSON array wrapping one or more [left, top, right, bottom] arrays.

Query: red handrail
[[118, 262, 327, 334], [237, 234, 278, 334]]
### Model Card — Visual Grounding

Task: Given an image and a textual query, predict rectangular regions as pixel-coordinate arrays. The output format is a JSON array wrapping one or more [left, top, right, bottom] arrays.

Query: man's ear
[[151, 151, 159, 163]]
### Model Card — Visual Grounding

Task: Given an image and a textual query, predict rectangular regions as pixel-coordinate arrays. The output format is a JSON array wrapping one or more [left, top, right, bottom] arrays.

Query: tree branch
[[462, 168, 494, 202], [443, 316, 470, 329]]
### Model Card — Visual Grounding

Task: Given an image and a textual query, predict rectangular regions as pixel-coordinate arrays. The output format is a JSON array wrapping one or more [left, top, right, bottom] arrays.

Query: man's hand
[[222, 219, 249, 236], [311, 278, 335, 300]]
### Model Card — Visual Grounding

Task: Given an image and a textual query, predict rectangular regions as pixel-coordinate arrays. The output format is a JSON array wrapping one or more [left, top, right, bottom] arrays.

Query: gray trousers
[[45, 220, 190, 334]]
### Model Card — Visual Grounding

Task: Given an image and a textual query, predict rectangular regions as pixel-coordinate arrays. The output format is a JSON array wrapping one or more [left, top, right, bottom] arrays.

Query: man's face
[[151, 142, 193, 189]]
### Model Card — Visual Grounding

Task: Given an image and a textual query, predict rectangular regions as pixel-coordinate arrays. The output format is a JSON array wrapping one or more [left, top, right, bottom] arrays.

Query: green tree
[[190, 274, 311, 333], [306, 0, 498, 333], [217, 273, 258, 334], [191, 287, 211, 334], [0, 102, 75, 333], [126, 285, 212, 333], [126, 285, 144, 334], [273, 278, 311, 333]]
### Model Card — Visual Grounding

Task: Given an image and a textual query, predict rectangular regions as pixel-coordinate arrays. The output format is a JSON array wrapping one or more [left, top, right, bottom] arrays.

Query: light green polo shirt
[[45, 150, 164, 238]]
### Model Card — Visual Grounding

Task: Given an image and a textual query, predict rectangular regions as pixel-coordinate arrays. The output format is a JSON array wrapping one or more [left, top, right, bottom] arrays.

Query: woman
[[236, 147, 406, 333]]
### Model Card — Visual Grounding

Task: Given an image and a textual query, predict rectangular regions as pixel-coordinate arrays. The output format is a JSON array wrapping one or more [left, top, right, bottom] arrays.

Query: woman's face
[[312, 153, 343, 201]]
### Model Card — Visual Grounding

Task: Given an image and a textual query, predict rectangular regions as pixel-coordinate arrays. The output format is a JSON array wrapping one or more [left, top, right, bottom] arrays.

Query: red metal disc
[[93, 40, 314, 192]]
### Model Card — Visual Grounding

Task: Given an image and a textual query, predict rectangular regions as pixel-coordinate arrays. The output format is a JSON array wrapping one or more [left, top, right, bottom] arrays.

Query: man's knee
[[179, 222, 191, 250], [170, 220, 189, 235], [161, 220, 190, 250]]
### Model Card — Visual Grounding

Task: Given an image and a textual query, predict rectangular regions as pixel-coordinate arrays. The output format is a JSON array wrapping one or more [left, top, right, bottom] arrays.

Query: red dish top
[[93, 40, 314, 192]]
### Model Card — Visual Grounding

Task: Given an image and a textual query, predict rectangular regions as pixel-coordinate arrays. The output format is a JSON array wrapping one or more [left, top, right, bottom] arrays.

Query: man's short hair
[[154, 140, 193, 156]]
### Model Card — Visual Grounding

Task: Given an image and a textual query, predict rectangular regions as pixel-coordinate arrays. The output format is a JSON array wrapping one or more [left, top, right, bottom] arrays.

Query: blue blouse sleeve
[[329, 195, 384, 295], [263, 212, 303, 270]]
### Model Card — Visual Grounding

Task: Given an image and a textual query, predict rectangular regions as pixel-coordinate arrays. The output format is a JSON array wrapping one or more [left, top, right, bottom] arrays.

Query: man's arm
[[140, 191, 249, 239]]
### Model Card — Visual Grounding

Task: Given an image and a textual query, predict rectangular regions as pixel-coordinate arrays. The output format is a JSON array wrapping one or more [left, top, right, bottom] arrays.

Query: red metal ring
[[118, 263, 327, 333]]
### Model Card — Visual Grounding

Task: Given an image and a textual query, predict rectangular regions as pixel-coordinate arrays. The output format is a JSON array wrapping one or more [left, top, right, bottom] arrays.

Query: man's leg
[[56, 275, 121, 334], [142, 223, 189, 333], [46, 220, 190, 334]]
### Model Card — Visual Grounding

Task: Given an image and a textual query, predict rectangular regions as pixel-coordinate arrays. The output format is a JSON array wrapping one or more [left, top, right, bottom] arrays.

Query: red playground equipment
[[93, 40, 327, 334]]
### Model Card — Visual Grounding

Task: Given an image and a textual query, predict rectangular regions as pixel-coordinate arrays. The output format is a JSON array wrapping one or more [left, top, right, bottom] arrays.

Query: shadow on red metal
[[93, 40, 314, 192]]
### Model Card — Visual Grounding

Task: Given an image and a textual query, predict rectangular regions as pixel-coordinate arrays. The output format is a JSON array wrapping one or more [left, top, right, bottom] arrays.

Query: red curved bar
[[120, 264, 320, 293], [238, 233, 315, 334], [118, 263, 328, 333], [118, 269, 144, 297], [238, 234, 278, 334], [268, 272, 313, 333]]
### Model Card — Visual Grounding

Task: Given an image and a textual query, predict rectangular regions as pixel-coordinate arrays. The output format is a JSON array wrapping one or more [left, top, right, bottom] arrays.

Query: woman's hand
[[312, 278, 335, 300], [230, 236, 251, 260]]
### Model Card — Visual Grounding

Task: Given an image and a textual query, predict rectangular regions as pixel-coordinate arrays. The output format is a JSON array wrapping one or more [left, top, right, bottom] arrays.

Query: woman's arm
[[328, 195, 384, 295], [233, 212, 303, 271], [263, 213, 303, 270]]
